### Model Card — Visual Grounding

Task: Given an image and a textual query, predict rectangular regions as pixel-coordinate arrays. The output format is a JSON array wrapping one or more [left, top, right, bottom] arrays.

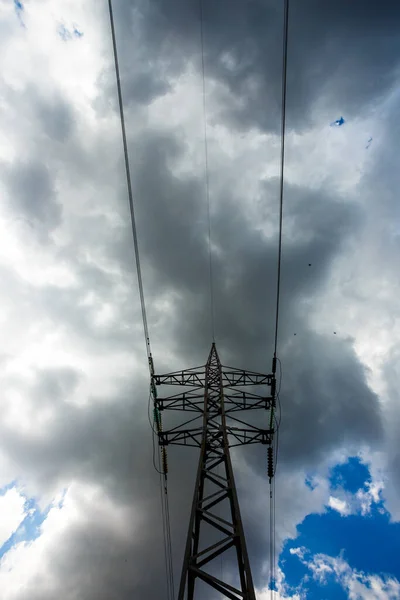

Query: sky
[[0, 0, 400, 598]]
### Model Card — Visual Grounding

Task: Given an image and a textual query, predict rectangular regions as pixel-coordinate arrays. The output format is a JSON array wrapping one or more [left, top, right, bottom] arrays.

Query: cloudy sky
[[1, 0, 400, 598]]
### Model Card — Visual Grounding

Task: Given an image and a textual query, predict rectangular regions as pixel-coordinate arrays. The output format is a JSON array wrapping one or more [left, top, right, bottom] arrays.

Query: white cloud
[[289, 547, 306, 560], [288, 549, 400, 598], [356, 479, 384, 516], [306, 554, 400, 600], [307, 554, 336, 584], [328, 495, 350, 516], [256, 565, 304, 600], [0, 488, 27, 548]]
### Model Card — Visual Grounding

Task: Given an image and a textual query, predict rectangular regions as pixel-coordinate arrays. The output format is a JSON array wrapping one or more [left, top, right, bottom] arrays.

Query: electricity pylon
[[152, 343, 276, 599]]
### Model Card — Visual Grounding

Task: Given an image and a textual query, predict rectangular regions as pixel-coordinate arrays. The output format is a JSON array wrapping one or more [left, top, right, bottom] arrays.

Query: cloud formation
[[0, 0, 399, 598]]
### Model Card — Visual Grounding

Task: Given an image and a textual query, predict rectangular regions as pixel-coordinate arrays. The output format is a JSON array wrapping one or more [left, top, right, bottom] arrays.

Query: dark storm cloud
[[121, 69, 172, 106], [122, 124, 364, 367], [91, 104, 382, 482], [127, 132, 209, 291], [278, 336, 383, 466], [103, 0, 400, 132]]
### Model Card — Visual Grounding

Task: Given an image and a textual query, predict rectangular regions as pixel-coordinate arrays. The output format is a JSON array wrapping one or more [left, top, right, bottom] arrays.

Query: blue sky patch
[[329, 456, 370, 494], [0, 493, 50, 559], [305, 475, 317, 490], [330, 116, 345, 126], [279, 458, 400, 598]]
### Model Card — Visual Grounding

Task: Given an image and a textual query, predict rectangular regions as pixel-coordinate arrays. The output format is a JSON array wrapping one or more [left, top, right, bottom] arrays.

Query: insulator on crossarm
[[271, 377, 276, 399], [153, 406, 162, 432], [272, 356, 277, 374], [161, 447, 168, 475], [267, 446, 274, 481], [149, 355, 155, 377]]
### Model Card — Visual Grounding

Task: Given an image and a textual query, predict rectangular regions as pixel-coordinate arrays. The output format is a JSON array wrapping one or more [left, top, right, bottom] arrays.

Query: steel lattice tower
[[152, 343, 276, 599]]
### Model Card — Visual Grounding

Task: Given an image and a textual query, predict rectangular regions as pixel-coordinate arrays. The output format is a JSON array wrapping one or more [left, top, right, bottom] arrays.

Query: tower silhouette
[[153, 343, 276, 599]]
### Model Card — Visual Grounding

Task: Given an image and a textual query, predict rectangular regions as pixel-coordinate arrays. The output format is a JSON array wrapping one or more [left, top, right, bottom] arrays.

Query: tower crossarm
[[153, 367, 205, 387], [154, 368, 272, 389], [157, 390, 205, 412], [225, 426, 272, 447], [221, 367, 272, 387], [159, 424, 272, 448], [157, 390, 272, 413], [159, 427, 203, 448]]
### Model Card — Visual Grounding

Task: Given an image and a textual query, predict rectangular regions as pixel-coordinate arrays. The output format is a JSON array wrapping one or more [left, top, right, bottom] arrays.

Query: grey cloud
[[33, 367, 83, 405], [1, 82, 75, 143], [2, 0, 399, 597], [2, 377, 150, 501], [1, 160, 62, 233], [379, 346, 400, 518], [278, 335, 383, 468], [122, 125, 363, 368], [87, 115, 382, 475], [35, 93, 74, 143], [0, 366, 204, 599], [122, 70, 172, 106], [102, 0, 400, 133]]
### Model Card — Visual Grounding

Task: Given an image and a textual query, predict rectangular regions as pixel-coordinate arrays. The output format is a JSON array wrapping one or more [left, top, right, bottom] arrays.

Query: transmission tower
[[152, 343, 276, 599]]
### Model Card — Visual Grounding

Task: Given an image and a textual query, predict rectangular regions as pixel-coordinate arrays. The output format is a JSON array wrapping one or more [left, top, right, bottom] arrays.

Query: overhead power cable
[[199, 0, 216, 343], [107, 0, 151, 363], [164, 479, 176, 596], [273, 0, 290, 361], [107, 2, 175, 598], [270, 0, 290, 598]]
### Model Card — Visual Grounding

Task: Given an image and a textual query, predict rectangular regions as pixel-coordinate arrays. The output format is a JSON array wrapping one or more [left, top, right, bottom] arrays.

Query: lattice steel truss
[[152, 344, 276, 599]]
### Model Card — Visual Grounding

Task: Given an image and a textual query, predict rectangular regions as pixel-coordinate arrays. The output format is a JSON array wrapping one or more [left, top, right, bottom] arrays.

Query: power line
[[107, 2, 175, 598], [273, 0, 290, 361], [199, 0, 215, 343], [269, 484, 274, 600], [107, 0, 152, 363], [271, 0, 289, 596], [164, 482, 176, 596], [159, 463, 173, 600], [151, 391, 175, 598]]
